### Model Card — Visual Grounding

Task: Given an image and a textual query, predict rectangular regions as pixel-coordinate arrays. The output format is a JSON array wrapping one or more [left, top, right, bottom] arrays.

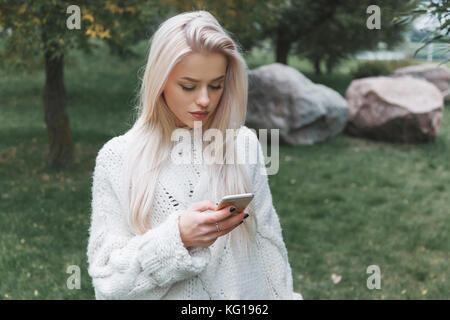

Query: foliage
[[160, 0, 285, 51], [0, 0, 171, 69], [276, 0, 418, 74], [350, 59, 418, 79], [394, 0, 449, 63], [350, 60, 391, 78]]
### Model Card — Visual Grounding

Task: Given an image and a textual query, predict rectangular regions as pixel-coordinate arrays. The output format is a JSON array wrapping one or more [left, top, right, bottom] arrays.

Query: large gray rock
[[392, 63, 450, 101], [246, 63, 349, 145], [345, 76, 444, 143]]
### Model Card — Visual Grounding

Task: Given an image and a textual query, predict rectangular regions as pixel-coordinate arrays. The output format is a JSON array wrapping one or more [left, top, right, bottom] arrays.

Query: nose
[[196, 86, 210, 108]]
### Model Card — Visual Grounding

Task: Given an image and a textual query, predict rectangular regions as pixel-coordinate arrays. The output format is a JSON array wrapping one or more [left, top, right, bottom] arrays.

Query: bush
[[350, 59, 418, 79], [351, 61, 390, 79]]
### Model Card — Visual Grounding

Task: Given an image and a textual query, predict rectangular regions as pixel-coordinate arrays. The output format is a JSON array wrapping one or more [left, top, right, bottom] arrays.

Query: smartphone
[[216, 193, 254, 213]]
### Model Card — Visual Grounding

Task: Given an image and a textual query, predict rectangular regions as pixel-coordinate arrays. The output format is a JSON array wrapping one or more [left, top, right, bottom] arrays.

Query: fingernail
[[243, 213, 249, 219], [230, 207, 236, 212]]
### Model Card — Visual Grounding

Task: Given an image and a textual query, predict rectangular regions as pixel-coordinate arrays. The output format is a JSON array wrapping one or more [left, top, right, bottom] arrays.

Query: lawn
[[0, 41, 448, 299]]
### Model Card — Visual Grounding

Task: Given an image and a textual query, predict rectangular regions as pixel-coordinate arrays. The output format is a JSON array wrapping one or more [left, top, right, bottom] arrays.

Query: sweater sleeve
[[87, 144, 211, 300], [247, 131, 303, 300]]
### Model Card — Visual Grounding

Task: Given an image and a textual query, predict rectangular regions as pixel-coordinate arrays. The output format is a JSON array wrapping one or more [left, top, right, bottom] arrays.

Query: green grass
[[272, 122, 450, 299], [0, 42, 449, 299]]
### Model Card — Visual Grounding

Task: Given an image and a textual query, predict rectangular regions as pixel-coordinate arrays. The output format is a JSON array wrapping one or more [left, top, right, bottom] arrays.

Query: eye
[[180, 84, 223, 91], [180, 85, 195, 91]]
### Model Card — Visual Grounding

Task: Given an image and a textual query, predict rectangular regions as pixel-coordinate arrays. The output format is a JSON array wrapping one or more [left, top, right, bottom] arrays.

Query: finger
[[205, 205, 235, 223], [190, 200, 216, 212], [205, 211, 247, 235], [217, 210, 247, 230], [215, 216, 246, 238], [218, 206, 246, 221]]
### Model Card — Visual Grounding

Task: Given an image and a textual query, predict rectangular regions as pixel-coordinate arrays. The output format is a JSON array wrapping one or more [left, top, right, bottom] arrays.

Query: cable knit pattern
[[87, 125, 303, 300]]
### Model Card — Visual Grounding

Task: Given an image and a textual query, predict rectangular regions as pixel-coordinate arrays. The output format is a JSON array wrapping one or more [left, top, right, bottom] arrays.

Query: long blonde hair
[[122, 10, 256, 254]]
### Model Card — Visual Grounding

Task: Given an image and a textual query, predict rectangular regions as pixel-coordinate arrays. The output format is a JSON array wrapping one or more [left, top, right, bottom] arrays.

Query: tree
[[394, 0, 449, 63], [0, 0, 170, 168], [161, 0, 284, 51], [264, 0, 417, 74]]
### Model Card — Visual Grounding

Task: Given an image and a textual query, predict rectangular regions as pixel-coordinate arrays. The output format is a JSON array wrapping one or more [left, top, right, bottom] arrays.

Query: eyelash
[[181, 85, 222, 91]]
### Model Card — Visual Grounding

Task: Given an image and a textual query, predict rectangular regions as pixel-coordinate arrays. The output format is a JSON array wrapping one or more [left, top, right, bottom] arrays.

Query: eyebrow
[[180, 75, 225, 82]]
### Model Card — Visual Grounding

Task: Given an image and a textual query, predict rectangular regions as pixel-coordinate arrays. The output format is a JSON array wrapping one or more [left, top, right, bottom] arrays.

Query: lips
[[190, 111, 209, 115], [189, 111, 209, 119]]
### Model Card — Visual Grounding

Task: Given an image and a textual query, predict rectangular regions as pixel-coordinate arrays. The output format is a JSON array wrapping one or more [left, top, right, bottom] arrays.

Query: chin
[[189, 119, 208, 129]]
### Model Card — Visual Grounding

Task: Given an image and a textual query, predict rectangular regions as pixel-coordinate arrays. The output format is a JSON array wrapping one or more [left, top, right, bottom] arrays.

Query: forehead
[[172, 52, 227, 80]]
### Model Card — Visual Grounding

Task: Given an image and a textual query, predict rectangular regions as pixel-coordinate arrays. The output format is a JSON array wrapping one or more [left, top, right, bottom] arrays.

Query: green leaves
[[0, 0, 171, 69], [394, 0, 449, 63]]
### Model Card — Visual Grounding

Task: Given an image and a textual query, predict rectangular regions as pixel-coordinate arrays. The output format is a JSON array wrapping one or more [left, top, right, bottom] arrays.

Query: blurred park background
[[0, 0, 449, 299]]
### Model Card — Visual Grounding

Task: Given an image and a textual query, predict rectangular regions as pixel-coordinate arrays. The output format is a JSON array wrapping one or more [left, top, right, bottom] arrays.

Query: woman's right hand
[[178, 200, 248, 248]]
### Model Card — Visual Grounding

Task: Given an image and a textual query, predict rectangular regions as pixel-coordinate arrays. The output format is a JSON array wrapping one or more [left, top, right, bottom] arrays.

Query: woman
[[87, 10, 303, 300]]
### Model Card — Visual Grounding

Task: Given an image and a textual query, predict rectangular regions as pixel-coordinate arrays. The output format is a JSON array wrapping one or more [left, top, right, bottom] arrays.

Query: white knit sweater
[[87, 125, 303, 300]]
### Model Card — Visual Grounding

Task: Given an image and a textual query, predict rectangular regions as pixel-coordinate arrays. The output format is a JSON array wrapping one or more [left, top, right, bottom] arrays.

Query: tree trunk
[[43, 50, 74, 168], [325, 58, 334, 75], [275, 25, 291, 65], [314, 57, 322, 75], [325, 55, 339, 75]]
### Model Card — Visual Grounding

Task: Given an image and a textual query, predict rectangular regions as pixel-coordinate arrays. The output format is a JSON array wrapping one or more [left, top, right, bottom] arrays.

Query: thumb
[[190, 200, 216, 212]]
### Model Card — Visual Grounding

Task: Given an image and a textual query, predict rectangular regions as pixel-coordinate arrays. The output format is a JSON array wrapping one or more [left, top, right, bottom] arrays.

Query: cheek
[[165, 86, 188, 110], [212, 90, 225, 106], [174, 92, 192, 110]]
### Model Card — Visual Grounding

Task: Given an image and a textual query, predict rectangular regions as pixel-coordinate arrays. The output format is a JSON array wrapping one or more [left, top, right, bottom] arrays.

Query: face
[[163, 51, 227, 128]]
